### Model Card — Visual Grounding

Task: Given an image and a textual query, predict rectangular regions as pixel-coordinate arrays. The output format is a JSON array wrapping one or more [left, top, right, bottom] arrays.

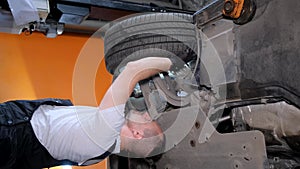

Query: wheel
[[104, 12, 199, 75]]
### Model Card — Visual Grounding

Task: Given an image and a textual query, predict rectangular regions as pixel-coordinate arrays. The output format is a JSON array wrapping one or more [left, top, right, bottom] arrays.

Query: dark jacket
[[0, 98, 114, 169]]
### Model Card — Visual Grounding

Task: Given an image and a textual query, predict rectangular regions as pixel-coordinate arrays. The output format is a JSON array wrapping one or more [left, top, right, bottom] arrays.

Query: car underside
[[103, 0, 300, 169], [1, 0, 300, 169]]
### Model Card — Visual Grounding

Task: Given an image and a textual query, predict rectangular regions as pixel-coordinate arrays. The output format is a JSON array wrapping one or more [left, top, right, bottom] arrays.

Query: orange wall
[[0, 31, 112, 169]]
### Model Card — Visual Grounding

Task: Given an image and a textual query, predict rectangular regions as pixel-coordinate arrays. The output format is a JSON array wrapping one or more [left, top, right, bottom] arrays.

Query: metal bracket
[[155, 105, 268, 169], [24, 21, 64, 38], [59, 0, 195, 15], [139, 74, 194, 120]]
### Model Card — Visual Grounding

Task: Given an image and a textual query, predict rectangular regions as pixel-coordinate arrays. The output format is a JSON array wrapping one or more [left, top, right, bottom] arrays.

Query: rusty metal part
[[193, 0, 256, 27], [222, 0, 245, 19]]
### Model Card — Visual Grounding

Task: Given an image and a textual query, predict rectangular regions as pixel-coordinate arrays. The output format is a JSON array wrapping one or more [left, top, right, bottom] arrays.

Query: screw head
[[224, 0, 235, 14]]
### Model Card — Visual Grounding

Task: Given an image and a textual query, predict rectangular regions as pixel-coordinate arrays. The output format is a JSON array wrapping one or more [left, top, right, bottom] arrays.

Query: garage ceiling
[[0, 0, 210, 37]]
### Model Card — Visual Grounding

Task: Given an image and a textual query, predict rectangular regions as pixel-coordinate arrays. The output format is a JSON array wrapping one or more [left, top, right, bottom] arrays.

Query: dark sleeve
[[0, 98, 73, 126]]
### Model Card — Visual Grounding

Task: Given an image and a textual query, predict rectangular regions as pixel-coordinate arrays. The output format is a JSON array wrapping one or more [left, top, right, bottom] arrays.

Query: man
[[0, 57, 172, 169]]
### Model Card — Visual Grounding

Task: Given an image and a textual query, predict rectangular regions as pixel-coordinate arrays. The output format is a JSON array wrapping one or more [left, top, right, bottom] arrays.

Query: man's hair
[[126, 121, 165, 158], [124, 99, 165, 158], [147, 132, 166, 157]]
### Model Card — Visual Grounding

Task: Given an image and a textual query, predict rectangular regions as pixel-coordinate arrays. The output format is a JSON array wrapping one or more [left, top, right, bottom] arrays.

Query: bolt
[[224, 0, 235, 14], [195, 121, 201, 129], [190, 140, 196, 147]]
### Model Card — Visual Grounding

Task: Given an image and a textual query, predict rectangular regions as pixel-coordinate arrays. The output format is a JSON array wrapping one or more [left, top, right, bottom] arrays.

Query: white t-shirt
[[30, 104, 125, 165]]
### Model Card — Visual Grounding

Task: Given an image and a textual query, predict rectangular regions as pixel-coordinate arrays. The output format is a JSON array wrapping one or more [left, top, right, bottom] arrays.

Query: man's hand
[[125, 57, 172, 83]]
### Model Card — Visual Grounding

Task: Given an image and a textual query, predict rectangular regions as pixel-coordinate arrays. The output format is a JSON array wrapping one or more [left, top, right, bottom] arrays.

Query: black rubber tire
[[104, 12, 198, 74]]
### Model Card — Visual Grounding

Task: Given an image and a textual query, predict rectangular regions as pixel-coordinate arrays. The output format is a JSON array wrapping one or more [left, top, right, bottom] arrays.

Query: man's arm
[[99, 57, 172, 110]]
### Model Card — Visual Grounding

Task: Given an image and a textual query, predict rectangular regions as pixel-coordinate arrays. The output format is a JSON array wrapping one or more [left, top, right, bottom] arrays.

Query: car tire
[[104, 12, 199, 75]]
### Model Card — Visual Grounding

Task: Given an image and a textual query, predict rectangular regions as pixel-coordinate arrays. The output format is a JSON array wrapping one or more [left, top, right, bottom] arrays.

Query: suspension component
[[193, 0, 256, 27]]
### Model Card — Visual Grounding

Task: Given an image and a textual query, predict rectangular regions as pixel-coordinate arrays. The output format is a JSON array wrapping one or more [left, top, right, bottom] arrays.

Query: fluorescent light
[[62, 166, 72, 169]]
